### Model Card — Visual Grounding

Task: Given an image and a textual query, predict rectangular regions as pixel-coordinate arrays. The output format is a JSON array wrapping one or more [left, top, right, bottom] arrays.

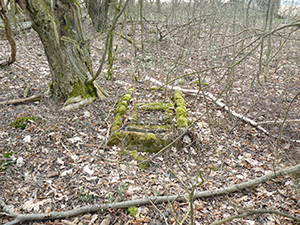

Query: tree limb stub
[[1, 163, 300, 225]]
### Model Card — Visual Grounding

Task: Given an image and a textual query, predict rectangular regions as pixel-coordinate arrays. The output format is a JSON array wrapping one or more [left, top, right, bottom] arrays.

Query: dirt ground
[[1, 15, 300, 225]]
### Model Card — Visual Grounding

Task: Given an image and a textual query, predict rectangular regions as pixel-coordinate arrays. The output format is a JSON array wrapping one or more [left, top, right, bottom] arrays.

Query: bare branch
[[1, 163, 300, 225]]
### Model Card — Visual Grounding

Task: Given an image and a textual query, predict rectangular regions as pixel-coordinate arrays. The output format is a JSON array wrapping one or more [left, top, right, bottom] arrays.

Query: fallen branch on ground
[[1, 163, 299, 225], [144, 76, 300, 143], [0, 94, 41, 105], [144, 76, 269, 133]]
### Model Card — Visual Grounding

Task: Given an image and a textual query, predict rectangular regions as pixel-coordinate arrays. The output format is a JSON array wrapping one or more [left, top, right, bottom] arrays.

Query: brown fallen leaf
[[62, 220, 76, 225], [100, 214, 111, 225], [47, 171, 59, 178]]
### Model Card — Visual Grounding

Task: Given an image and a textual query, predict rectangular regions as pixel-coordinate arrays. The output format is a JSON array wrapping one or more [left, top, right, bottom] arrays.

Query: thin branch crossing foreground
[[1, 163, 300, 225]]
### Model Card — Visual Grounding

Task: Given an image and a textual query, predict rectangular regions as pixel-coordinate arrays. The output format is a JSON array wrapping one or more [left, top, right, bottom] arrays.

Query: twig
[[1, 163, 300, 225], [210, 210, 300, 225], [258, 119, 300, 124]]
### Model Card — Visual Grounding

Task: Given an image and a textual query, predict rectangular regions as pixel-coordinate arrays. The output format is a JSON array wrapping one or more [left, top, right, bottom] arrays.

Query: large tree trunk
[[23, 0, 97, 101], [87, 0, 111, 32]]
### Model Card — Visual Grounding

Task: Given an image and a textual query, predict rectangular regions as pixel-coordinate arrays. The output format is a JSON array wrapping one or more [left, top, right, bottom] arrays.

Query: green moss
[[176, 106, 187, 117], [126, 124, 171, 132], [128, 206, 138, 218], [63, 19, 73, 38], [69, 79, 97, 99], [111, 126, 120, 134], [175, 99, 186, 107], [164, 108, 174, 123], [148, 29, 156, 34], [177, 116, 188, 128], [146, 133, 156, 140], [116, 103, 127, 115], [129, 109, 138, 122], [49, 81, 53, 91], [172, 90, 182, 100], [9, 116, 36, 130], [110, 90, 134, 134], [172, 91, 188, 128], [139, 102, 173, 111], [112, 117, 123, 127], [172, 91, 186, 107], [107, 131, 170, 153]]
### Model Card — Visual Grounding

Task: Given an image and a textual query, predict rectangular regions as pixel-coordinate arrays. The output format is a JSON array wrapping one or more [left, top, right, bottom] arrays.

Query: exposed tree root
[[0, 80, 108, 109], [1, 163, 300, 225], [62, 96, 97, 111]]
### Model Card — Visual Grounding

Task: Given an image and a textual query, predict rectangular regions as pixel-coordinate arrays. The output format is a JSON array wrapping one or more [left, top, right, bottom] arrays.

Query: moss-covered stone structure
[[107, 89, 188, 153]]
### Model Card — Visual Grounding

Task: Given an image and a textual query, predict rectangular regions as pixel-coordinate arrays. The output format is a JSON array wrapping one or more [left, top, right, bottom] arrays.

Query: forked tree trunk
[[22, 0, 96, 100]]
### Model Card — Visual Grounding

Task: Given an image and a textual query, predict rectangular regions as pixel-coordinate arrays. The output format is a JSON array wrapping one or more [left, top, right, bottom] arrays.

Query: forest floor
[[1, 17, 300, 225]]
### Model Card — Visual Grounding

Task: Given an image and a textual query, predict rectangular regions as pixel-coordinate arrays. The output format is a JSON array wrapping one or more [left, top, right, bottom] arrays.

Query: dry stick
[[0, 94, 41, 105], [1, 163, 300, 225], [145, 76, 268, 132], [273, 89, 300, 173], [258, 119, 300, 124], [145, 76, 300, 143], [210, 210, 300, 225]]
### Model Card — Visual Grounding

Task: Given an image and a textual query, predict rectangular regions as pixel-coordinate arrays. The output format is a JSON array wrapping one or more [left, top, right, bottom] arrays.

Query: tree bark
[[87, 0, 111, 32], [22, 0, 96, 100], [0, 0, 16, 67]]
